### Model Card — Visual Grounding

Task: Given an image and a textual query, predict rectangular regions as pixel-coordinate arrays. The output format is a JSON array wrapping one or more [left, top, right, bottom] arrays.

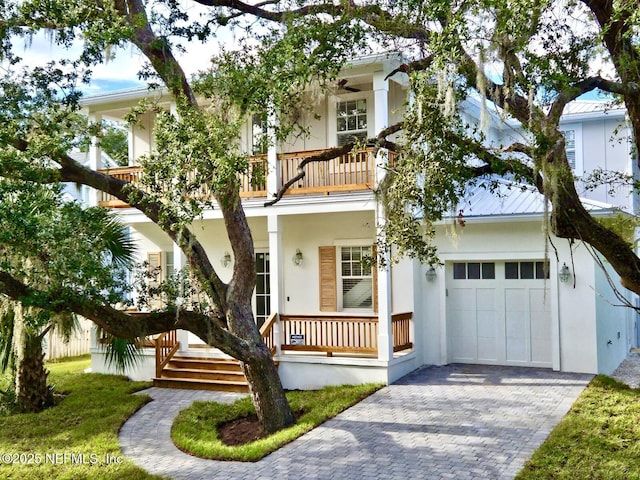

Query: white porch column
[[88, 112, 102, 207], [268, 215, 283, 355], [373, 71, 393, 363], [266, 108, 280, 198], [173, 242, 190, 352], [375, 170, 393, 363]]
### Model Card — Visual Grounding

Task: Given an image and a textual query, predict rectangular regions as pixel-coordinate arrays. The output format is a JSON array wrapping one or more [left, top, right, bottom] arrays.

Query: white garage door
[[447, 261, 552, 367]]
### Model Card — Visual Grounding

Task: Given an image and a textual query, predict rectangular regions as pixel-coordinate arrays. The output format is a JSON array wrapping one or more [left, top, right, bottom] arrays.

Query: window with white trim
[[560, 124, 583, 173], [251, 113, 268, 155], [337, 99, 368, 146], [340, 246, 373, 309]]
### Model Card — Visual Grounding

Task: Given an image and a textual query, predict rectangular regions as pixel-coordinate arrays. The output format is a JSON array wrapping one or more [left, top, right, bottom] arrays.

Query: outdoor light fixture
[[292, 249, 304, 266], [425, 266, 437, 282], [559, 262, 571, 283], [221, 251, 232, 268]]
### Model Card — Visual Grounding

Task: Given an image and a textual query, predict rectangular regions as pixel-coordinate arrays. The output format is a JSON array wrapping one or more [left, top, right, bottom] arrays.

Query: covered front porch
[[151, 310, 415, 390]]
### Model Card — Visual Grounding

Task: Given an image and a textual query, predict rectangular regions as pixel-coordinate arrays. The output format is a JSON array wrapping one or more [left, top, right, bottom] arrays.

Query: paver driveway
[[119, 364, 591, 480]]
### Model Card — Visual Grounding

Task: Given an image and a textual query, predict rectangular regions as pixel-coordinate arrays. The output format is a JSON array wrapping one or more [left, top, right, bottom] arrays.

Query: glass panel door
[[255, 252, 270, 328]]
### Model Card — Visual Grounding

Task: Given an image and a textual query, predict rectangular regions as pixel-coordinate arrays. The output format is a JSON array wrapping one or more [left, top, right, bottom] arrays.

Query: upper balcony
[[98, 147, 396, 208]]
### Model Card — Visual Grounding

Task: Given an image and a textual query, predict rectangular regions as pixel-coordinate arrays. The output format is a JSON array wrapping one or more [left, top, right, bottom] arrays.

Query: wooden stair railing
[[260, 312, 278, 356], [155, 330, 180, 378], [391, 312, 413, 352]]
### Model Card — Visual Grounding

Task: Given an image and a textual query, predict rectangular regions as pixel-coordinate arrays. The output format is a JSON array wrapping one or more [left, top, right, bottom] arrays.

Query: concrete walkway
[[119, 365, 591, 480]]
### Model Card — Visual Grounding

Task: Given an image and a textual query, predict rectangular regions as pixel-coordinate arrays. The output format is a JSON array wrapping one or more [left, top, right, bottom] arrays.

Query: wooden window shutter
[[319, 246, 337, 312], [372, 244, 378, 313], [147, 252, 163, 310], [147, 252, 163, 286]]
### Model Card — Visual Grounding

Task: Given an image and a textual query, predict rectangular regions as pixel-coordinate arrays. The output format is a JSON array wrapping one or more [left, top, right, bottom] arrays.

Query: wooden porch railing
[[260, 311, 278, 356], [391, 312, 413, 352], [154, 330, 179, 378], [279, 314, 378, 356]]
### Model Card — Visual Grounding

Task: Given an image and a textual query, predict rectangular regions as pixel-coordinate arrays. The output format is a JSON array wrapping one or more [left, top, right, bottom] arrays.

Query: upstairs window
[[337, 100, 368, 146], [560, 124, 582, 173], [251, 113, 268, 155]]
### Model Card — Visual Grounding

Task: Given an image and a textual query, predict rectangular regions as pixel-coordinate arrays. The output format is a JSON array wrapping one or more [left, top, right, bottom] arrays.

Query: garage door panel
[[530, 289, 551, 364], [450, 334, 476, 362], [447, 261, 552, 368], [476, 288, 496, 311], [449, 288, 475, 309]]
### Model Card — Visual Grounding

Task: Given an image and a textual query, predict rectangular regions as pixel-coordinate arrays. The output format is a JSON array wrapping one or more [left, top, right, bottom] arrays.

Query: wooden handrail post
[[155, 330, 179, 378]]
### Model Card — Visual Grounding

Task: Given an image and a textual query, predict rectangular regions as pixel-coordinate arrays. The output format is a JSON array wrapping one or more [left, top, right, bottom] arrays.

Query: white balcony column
[[88, 112, 102, 207], [373, 71, 389, 139], [372, 71, 393, 362], [173, 242, 190, 352], [267, 214, 283, 355], [266, 107, 280, 198]]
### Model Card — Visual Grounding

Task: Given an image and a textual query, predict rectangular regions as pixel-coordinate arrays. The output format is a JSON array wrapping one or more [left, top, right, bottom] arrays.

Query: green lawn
[[0, 355, 163, 480], [517, 375, 640, 479], [171, 383, 383, 461]]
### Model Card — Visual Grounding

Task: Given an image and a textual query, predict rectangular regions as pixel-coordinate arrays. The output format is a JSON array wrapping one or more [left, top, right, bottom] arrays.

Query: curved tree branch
[[6, 137, 229, 316], [0, 270, 255, 361]]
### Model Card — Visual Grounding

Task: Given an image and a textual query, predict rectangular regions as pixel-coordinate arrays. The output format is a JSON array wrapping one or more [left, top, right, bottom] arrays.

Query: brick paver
[[119, 364, 591, 479]]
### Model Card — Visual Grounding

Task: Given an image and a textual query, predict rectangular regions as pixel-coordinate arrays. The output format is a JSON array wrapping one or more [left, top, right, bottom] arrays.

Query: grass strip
[[0, 355, 162, 480], [172, 383, 383, 461], [517, 375, 640, 479]]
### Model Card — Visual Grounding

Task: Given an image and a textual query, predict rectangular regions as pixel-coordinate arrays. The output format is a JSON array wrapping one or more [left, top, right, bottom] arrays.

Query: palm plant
[[0, 182, 136, 413]]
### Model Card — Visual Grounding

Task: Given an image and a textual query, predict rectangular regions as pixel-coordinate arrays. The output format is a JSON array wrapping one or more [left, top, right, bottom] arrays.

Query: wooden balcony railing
[[279, 148, 376, 195], [98, 148, 395, 207], [279, 314, 379, 356], [98, 156, 267, 207], [154, 330, 179, 377], [391, 312, 413, 352]]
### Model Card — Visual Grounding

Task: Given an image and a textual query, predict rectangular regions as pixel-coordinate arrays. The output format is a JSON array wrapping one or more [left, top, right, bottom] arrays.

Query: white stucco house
[[87, 53, 638, 390]]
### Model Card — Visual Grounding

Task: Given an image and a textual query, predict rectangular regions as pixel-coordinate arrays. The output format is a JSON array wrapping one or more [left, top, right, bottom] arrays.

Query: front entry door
[[255, 252, 270, 328]]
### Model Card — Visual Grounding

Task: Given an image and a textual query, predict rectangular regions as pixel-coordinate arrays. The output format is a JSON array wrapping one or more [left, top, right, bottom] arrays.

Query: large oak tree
[[1, 0, 639, 433]]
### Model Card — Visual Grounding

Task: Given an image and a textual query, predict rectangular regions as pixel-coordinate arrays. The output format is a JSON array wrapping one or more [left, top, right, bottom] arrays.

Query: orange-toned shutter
[[319, 246, 337, 312], [147, 252, 163, 310], [372, 244, 378, 313]]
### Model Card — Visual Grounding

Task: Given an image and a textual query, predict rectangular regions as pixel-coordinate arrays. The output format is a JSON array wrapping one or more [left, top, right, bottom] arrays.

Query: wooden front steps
[[153, 356, 249, 393]]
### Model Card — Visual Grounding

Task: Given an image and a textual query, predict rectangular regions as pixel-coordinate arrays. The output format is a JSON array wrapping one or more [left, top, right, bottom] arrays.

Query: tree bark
[[15, 331, 50, 413]]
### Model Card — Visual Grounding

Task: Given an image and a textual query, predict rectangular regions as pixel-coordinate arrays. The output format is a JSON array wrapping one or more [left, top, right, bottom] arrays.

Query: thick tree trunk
[[227, 299, 295, 434], [15, 332, 50, 413], [241, 351, 295, 434]]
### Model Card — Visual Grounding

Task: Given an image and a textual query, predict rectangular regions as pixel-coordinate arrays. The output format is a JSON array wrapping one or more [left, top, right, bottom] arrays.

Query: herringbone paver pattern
[[119, 364, 591, 479]]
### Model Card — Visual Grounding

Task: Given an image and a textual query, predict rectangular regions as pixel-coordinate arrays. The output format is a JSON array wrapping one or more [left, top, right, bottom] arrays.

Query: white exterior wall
[[390, 256, 414, 313], [91, 348, 156, 381], [574, 117, 633, 210], [129, 112, 155, 162], [594, 259, 635, 374], [555, 244, 598, 373], [422, 219, 600, 374], [280, 211, 375, 314]]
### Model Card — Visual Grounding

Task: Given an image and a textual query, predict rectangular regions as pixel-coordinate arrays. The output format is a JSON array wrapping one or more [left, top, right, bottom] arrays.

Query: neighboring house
[[86, 53, 638, 389]]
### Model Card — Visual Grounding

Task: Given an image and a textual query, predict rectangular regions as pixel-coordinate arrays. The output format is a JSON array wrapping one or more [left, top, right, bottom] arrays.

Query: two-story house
[[87, 53, 638, 391]]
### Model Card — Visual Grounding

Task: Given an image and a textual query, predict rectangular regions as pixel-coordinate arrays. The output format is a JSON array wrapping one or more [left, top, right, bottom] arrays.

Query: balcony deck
[[97, 147, 393, 208]]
